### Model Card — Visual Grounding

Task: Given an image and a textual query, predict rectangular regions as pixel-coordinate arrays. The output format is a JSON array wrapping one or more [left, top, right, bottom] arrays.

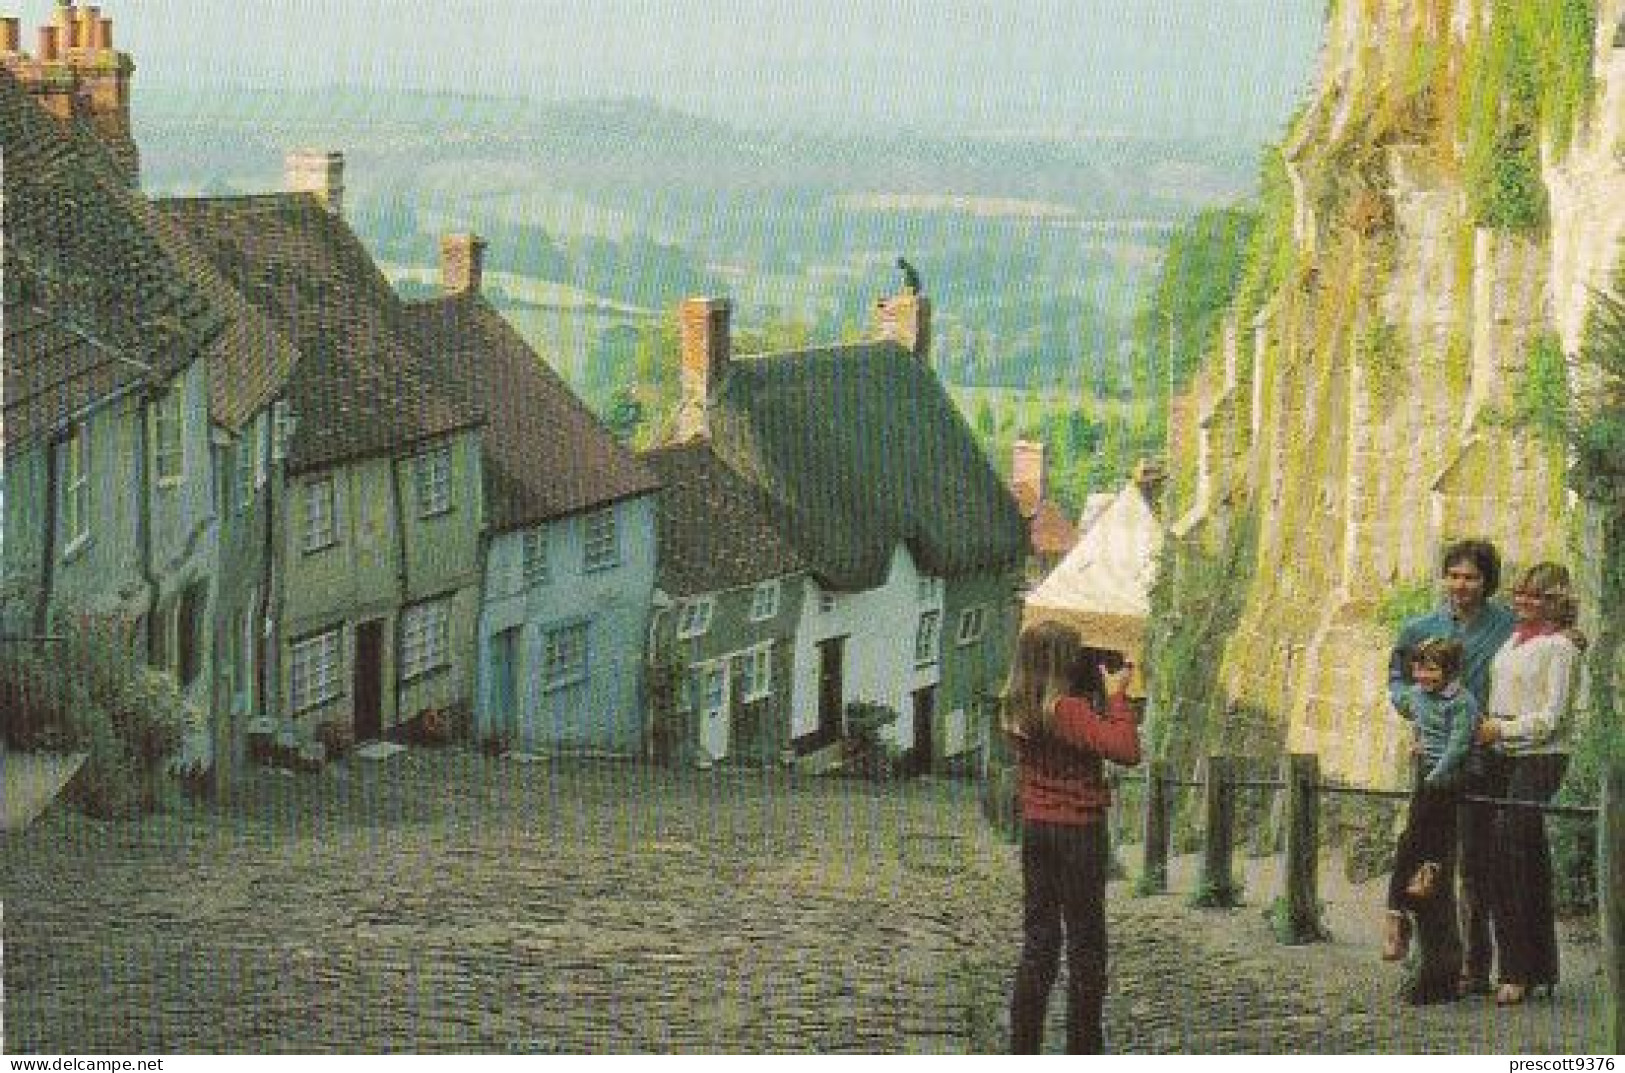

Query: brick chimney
[[1011, 440, 1047, 517], [285, 150, 345, 215], [873, 289, 931, 363], [2, 3, 139, 185], [675, 297, 731, 442], [440, 233, 487, 296]]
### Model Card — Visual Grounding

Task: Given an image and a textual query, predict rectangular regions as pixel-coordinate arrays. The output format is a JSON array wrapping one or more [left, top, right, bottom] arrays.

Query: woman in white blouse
[[1475, 562, 1582, 1007]]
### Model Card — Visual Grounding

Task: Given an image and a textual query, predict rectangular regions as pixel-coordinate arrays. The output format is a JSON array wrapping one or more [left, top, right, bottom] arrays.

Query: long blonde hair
[[1001, 621, 1082, 738], [1513, 561, 1578, 628]]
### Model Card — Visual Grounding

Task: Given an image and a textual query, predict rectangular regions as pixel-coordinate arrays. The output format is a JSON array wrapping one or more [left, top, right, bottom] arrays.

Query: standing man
[[1388, 539, 1515, 994]]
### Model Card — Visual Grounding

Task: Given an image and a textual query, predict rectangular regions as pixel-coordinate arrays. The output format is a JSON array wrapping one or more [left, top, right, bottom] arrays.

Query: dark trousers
[[1387, 768, 1459, 912], [1010, 820, 1109, 1054], [1488, 753, 1568, 987], [1458, 752, 1508, 986]]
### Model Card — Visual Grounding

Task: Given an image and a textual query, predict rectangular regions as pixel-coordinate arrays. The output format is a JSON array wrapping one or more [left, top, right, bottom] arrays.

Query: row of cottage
[[1, 13, 1040, 780]]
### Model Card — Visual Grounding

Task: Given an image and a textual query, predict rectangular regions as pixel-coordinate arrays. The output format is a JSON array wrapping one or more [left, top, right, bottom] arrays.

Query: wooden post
[[1141, 759, 1170, 893], [1278, 752, 1324, 943], [1602, 759, 1624, 1056], [1194, 754, 1239, 906]]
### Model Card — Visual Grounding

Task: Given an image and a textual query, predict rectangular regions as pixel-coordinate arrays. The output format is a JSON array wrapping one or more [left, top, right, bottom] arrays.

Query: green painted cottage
[[658, 290, 1027, 771]]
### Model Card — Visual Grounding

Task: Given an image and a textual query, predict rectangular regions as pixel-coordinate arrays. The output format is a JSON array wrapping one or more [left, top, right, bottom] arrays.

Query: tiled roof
[[1030, 499, 1079, 558], [1, 69, 218, 446], [3, 304, 143, 449], [705, 342, 1028, 590], [641, 442, 803, 597], [159, 195, 483, 473], [402, 294, 658, 530]]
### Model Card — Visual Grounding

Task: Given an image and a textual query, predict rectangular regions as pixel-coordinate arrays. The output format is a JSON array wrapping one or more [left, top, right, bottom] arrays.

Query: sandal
[[1382, 910, 1411, 962], [1406, 861, 1440, 899]]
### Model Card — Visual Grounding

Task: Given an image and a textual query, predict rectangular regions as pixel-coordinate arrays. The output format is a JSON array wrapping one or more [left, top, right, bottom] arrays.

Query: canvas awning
[[1023, 479, 1164, 684]]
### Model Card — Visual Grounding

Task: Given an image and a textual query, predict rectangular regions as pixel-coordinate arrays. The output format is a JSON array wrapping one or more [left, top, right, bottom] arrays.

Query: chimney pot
[[96, 16, 111, 51], [439, 233, 488, 296], [285, 149, 346, 216], [1, 18, 20, 54], [873, 290, 932, 364], [37, 25, 59, 62], [676, 297, 731, 442]]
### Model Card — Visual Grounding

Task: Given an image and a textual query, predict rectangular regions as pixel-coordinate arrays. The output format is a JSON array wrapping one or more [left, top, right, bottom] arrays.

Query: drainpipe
[[260, 405, 281, 732], [135, 391, 161, 663], [387, 455, 411, 730], [34, 437, 59, 639]]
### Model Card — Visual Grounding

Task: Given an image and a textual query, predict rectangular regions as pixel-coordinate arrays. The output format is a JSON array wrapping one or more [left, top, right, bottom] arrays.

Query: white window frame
[[60, 422, 91, 556], [955, 605, 987, 646], [521, 529, 550, 588], [252, 412, 268, 489], [735, 643, 773, 702], [413, 446, 453, 518], [271, 400, 294, 463], [542, 621, 589, 692], [301, 477, 337, 553], [290, 628, 343, 713], [819, 592, 836, 614], [583, 507, 620, 572], [400, 599, 451, 681], [676, 596, 715, 640], [749, 580, 781, 622], [915, 609, 942, 666], [697, 660, 728, 722], [234, 433, 256, 513], [151, 386, 184, 486]]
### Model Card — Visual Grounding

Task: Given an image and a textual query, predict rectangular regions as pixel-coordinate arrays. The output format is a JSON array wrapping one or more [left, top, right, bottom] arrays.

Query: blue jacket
[[1394, 681, 1480, 786], [1388, 601, 1516, 714]]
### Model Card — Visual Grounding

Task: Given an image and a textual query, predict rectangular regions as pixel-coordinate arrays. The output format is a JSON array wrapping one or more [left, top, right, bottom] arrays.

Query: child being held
[[1383, 637, 1480, 967]]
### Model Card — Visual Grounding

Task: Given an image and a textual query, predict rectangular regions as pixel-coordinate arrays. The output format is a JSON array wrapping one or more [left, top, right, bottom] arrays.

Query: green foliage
[[0, 613, 188, 818], [1144, 515, 1260, 772], [1265, 894, 1329, 944], [842, 701, 907, 781], [1507, 334, 1572, 441], [1131, 207, 1260, 397], [1462, 0, 1597, 231], [1357, 318, 1405, 404], [1233, 148, 1300, 321], [1374, 580, 1438, 634], [1187, 876, 1244, 909]]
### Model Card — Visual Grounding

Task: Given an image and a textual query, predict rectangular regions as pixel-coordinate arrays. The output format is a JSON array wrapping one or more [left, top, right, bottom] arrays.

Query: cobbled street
[[0, 750, 1608, 1053]]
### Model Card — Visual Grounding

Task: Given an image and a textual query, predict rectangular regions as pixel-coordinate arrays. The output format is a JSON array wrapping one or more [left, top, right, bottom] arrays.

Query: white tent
[[1023, 480, 1164, 680]]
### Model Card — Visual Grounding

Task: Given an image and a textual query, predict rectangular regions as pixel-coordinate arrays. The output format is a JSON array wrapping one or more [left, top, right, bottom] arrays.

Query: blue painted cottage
[[403, 236, 661, 755]]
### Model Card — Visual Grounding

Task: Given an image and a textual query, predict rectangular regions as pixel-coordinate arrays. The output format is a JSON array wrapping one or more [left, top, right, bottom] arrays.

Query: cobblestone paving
[[0, 751, 1609, 1053]]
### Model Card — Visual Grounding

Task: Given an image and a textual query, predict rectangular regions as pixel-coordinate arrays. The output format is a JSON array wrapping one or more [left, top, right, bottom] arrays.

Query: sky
[[6, 0, 1327, 138]]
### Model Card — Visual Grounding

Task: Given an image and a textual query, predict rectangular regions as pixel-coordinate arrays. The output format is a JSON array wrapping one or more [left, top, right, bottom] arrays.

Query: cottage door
[[354, 619, 384, 742], [698, 661, 730, 762], [911, 685, 935, 774], [816, 636, 845, 748], [489, 627, 521, 741]]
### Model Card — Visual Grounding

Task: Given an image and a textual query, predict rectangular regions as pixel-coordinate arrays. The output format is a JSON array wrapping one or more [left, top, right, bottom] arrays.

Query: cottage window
[[521, 530, 550, 587], [749, 580, 781, 622], [271, 400, 294, 463], [676, 597, 714, 640], [698, 661, 727, 720], [955, 605, 986, 646], [819, 592, 836, 614], [151, 386, 184, 485], [301, 478, 337, 552], [735, 643, 772, 702], [914, 609, 941, 666], [252, 412, 268, 488], [59, 422, 91, 555], [542, 622, 589, 691], [290, 628, 342, 712], [583, 507, 619, 571], [917, 576, 937, 602], [401, 599, 451, 681], [413, 446, 453, 518], [234, 434, 255, 513], [175, 581, 207, 688]]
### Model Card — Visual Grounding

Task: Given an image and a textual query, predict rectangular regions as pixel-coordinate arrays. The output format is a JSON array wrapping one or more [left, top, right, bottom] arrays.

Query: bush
[[842, 701, 906, 781], [0, 613, 187, 818]]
